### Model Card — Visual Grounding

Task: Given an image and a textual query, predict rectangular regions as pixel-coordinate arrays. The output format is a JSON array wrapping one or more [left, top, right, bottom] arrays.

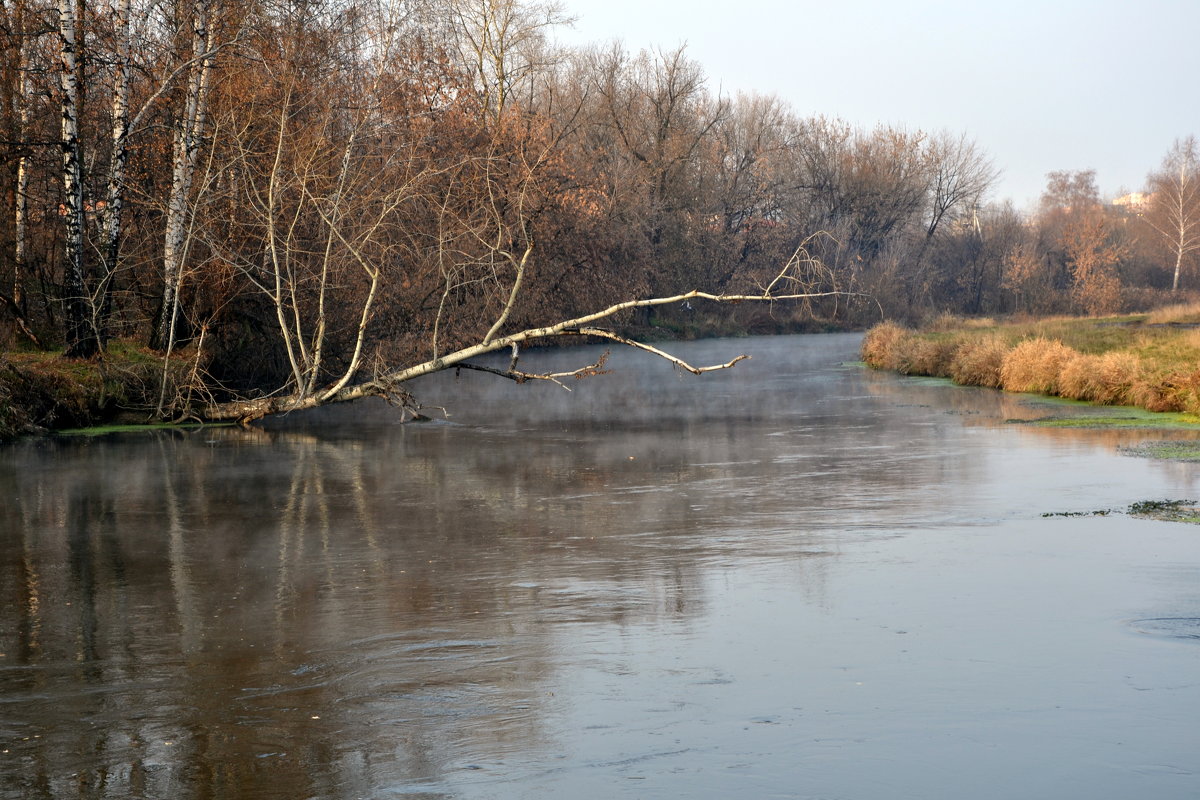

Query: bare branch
[[454, 351, 611, 390], [563, 328, 749, 374]]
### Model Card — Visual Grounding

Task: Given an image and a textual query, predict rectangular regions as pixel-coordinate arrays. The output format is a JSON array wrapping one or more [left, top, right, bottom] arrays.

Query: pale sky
[[554, 0, 1200, 210]]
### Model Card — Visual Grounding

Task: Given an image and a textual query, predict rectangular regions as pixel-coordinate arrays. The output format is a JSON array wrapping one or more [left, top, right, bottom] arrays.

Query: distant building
[[1112, 192, 1151, 211]]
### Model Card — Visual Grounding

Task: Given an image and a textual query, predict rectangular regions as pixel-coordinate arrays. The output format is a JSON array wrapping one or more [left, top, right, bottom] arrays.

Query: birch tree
[[10, 0, 31, 310], [57, 0, 97, 356], [151, 0, 217, 351], [93, 0, 131, 342], [1145, 136, 1200, 292]]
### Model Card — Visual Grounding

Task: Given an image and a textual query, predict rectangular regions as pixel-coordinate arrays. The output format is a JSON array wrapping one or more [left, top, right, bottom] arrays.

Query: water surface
[[2, 333, 1199, 799]]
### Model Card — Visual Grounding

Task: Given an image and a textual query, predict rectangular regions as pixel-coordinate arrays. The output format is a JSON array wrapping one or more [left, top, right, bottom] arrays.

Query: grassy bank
[[861, 304, 1200, 415], [0, 342, 196, 440]]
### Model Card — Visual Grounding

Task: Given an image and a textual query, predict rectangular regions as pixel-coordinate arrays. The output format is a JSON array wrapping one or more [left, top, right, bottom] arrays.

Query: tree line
[[0, 0, 1197, 414]]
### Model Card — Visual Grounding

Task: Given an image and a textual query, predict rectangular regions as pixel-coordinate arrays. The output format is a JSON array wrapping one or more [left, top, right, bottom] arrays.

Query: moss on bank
[[862, 308, 1200, 419], [0, 342, 195, 440]]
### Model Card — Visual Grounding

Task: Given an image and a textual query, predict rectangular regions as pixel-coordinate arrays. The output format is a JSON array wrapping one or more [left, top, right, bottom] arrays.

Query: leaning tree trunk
[[58, 0, 98, 358]]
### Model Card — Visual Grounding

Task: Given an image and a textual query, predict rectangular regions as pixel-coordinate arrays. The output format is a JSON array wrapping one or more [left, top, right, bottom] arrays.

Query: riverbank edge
[[860, 314, 1200, 419]]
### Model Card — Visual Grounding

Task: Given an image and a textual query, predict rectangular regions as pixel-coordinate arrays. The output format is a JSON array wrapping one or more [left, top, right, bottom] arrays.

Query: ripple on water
[[1129, 617, 1200, 641]]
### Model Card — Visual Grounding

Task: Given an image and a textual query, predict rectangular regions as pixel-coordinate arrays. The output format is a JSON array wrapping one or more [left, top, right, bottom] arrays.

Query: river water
[[2, 333, 1199, 799]]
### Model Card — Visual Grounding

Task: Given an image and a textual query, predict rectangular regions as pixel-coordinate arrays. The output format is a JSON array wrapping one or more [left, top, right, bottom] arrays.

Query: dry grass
[[860, 321, 909, 370], [1146, 302, 1200, 325], [948, 335, 1007, 389], [1058, 352, 1141, 405], [892, 335, 957, 376], [0, 341, 194, 438], [861, 313, 1200, 417], [999, 338, 1078, 394]]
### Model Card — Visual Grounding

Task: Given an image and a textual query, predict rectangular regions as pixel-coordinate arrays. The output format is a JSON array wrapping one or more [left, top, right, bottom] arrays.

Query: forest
[[0, 0, 1198, 426]]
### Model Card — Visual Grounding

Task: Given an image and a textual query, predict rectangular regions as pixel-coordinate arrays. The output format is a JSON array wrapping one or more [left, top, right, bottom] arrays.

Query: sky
[[552, 0, 1200, 210]]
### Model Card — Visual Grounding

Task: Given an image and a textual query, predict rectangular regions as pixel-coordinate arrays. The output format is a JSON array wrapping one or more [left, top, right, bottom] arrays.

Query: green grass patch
[[900, 375, 961, 387]]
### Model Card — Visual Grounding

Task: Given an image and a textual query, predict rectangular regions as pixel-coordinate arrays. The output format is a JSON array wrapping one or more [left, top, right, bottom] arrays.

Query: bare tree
[[10, 0, 32, 310], [0, 0, 49, 347], [1064, 210, 1123, 315], [921, 131, 998, 244], [94, 0, 131, 343], [1145, 136, 1200, 292], [450, 0, 572, 122], [1039, 171, 1124, 315], [708, 92, 798, 280]]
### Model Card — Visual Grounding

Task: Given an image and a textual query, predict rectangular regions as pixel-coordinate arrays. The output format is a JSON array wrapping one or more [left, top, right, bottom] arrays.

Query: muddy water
[[2, 333, 1199, 799]]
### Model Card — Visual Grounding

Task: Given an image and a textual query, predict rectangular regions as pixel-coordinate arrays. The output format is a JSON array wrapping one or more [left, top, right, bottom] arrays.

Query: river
[[1, 333, 1198, 799]]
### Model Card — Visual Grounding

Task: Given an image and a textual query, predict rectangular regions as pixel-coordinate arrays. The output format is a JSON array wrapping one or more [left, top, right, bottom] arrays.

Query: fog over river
[[2, 333, 1198, 799]]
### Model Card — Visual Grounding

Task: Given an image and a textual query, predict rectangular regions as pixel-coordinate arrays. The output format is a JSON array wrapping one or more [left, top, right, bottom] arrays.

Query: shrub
[[949, 335, 1007, 388], [1058, 351, 1141, 405], [1160, 370, 1200, 414], [861, 322, 908, 369], [1000, 337, 1078, 395], [891, 336, 947, 376]]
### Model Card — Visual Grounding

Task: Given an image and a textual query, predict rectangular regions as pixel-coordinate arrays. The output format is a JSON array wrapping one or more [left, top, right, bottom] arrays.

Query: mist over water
[[2, 333, 1199, 799]]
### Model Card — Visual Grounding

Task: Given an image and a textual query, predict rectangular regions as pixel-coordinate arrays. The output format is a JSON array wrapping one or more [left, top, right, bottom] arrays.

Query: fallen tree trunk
[[202, 287, 858, 424]]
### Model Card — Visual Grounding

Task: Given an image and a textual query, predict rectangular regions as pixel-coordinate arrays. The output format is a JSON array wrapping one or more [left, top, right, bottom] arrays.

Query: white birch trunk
[[154, 0, 214, 350], [12, 0, 29, 308], [58, 0, 96, 356], [98, 0, 132, 333]]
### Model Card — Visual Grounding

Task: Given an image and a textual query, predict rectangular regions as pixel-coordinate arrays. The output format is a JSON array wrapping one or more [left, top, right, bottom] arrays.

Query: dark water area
[[2, 333, 1199, 799]]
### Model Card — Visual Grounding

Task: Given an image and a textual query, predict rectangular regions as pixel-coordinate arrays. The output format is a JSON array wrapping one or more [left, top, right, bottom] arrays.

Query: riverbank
[[0, 342, 198, 440], [861, 304, 1200, 415]]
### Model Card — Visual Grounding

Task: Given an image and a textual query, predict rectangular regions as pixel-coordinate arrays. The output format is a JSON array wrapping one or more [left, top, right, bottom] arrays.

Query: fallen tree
[[192, 229, 865, 424], [202, 285, 859, 425]]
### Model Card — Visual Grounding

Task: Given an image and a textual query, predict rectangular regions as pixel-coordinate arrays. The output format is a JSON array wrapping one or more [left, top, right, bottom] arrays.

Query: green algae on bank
[[1013, 405, 1200, 430], [882, 371, 1200, 430], [1121, 441, 1200, 461], [55, 421, 235, 437], [1128, 499, 1200, 524], [1019, 415, 1200, 430], [1042, 499, 1200, 523]]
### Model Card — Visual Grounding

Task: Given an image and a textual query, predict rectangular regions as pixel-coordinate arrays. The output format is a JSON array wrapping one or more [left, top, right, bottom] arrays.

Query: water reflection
[[2, 334, 1199, 799]]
